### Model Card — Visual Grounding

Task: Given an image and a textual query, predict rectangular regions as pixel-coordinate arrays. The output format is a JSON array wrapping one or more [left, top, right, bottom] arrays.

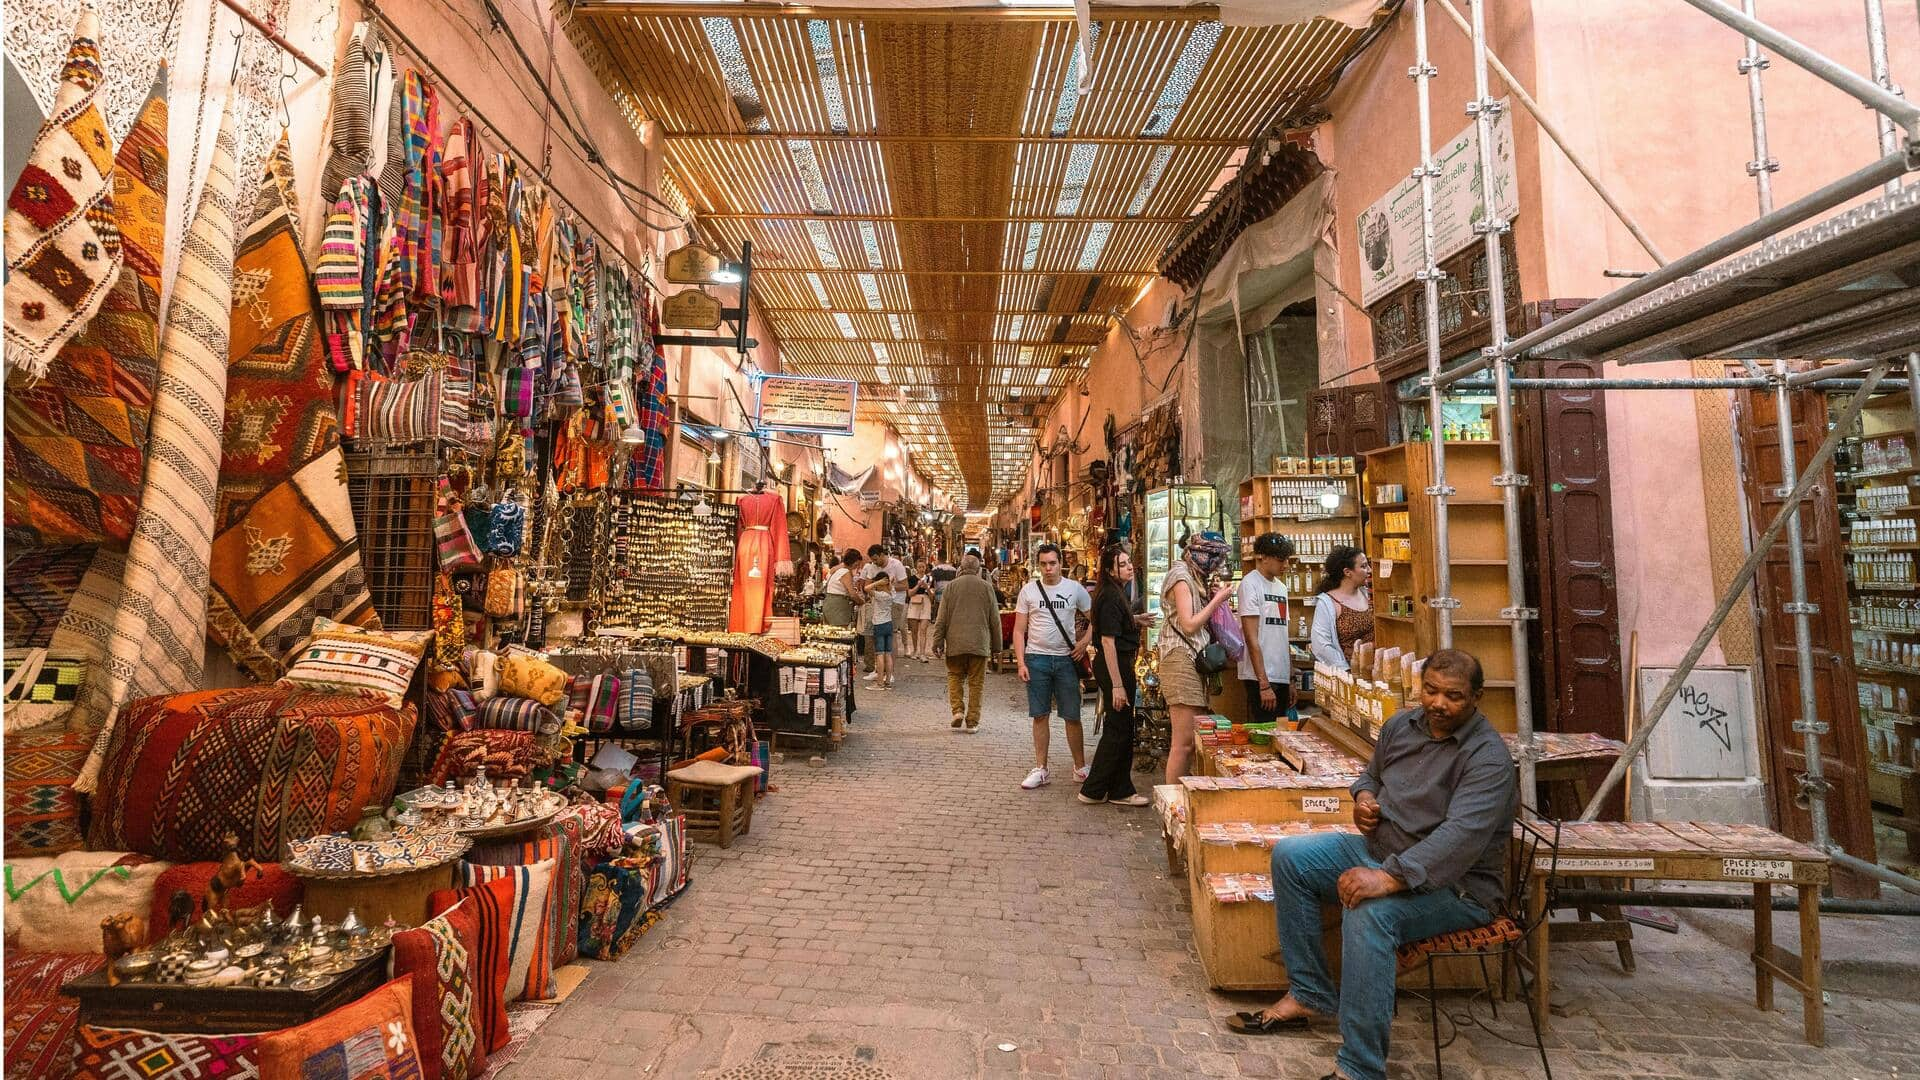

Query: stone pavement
[[509, 660, 1920, 1079]]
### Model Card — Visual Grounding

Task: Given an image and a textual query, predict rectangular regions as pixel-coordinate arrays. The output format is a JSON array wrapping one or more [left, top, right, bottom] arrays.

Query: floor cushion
[[390, 902, 485, 1080], [256, 975, 422, 1080], [143, 861, 304, 946], [70, 1027, 262, 1080], [496, 654, 567, 706], [2, 722, 93, 856], [4, 953, 104, 1080], [278, 625, 428, 706], [556, 801, 625, 860], [425, 879, 512, 1053], [425, 729, 533, 786], [578, 860, 660, 961], [434, 859, 554, 1003], [4, 852, 169, 953], [86, 685, 416, 861], [468, 822, 580, 967], [473, 696, 558, 733]]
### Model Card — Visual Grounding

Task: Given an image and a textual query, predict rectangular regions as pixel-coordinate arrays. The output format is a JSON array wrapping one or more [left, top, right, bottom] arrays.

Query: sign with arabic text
[[1355, 99, 1518, 306], [662, 288, 724, 330], [757, 374, 858, 436], [665, 243, 724, 285]]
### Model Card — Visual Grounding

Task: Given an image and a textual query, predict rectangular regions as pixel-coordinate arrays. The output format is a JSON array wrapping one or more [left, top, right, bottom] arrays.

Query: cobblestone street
[[511, 662, 1920, 1079]]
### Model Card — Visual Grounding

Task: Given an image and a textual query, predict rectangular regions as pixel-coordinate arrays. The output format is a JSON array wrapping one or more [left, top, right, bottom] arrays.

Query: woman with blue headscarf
[[1157, 530, 1234, 782]]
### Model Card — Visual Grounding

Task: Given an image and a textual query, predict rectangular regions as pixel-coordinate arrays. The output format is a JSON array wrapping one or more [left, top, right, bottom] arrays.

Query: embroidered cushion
[[474, 696, 558, 734], [578, 862, 659, 961], [256, 975, 423, 1079], [279, 629, 427, 705], [389, 902, 485, 1080], [425, 730, 533, 786], [2, 722, 91, 856], [555, 801, 626, 860], [425, 687, 478, 733], [69, 1027, 261, 1080], [3, 852, 170, 953], [86, 685, 416, 862], [468, 823, 579, 968], [1397, 914, 1523, 970], [496, 654, 566, 706], [447, 859, 554, 1002]]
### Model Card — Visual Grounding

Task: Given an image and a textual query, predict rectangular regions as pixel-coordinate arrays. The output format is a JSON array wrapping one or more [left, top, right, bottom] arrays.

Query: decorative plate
[[285, 826, 472, 879]]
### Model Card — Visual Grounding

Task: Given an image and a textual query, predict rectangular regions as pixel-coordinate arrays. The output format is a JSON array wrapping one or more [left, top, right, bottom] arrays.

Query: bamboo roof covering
[[576, 0, 1382, 506]]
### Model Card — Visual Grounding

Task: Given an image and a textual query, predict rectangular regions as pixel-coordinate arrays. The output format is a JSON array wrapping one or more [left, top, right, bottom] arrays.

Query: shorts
[[1157, 646, 1213, 708], [1025, 653, 1082, 722], [872, 621, 895, 654]]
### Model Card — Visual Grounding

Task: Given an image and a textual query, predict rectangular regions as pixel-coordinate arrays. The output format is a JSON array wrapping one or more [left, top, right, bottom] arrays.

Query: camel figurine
[[205, 832, 264, 923], [100, 912, 147, 986]]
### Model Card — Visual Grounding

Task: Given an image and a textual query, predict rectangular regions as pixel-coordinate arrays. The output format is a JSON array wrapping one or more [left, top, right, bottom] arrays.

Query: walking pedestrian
[[868, 574, 897, 689], [1158, 531, 1234, 783], [1239, 532, 1297, 726], [1013, 543, 1093, 790], [907, 558, 936, 661], [864, 544, 907, 679], [934, 553, 1001, 731], [1078, 545, 1149, 806]]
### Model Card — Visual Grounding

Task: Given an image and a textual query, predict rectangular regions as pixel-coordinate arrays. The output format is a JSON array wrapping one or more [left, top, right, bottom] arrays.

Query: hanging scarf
[[319, 21, 382, 202], [634, 290, 671, 488], [440, 116, 481, 330], [4, 68, 167, 550], [373, 70, 437, 357], [208, 134, 380, 680], [4, 11, 122, 379], [72, 105, 241, 793]]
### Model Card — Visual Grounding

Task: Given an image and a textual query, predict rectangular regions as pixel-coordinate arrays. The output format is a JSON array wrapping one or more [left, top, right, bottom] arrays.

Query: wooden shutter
[[1736, 383, 1878, 896], [1346, 382, 1393, 455], [1308, 386, 1348, 459]]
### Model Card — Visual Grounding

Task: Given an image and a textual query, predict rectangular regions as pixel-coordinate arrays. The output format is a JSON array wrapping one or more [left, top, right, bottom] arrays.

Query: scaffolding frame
[[1401, 0, 1920, 895]]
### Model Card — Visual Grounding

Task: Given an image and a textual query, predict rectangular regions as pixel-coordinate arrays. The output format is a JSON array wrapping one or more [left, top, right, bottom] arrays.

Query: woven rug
[[207, 133, 376, 680], [4, 69, 166, 551], [1, 11, 122, 380], [71, 105, 238, 794]]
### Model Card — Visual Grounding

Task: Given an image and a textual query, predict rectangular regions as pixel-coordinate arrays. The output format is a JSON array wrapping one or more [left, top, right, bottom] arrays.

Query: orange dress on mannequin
[[729, 489, 790, 633]]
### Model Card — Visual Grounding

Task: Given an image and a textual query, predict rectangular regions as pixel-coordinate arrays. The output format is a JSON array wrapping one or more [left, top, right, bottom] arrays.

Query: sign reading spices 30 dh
[[756, 374, 859, 436], [1355, 98, 1518, 306]]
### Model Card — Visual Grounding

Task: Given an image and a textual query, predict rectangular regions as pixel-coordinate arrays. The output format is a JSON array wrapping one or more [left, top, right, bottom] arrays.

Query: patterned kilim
[[390, 904, 482, 1080], [70, 1026, 261, 1080], [207, 134, 377, 680], [5, 953, 104, 1080], [71, 106, 239, 794], [2, 544, 96, 648], [2, 723, 93, 856], [2, 11, 123, 380], [85, 684, 415, 862], [4, 70, 166, 550]]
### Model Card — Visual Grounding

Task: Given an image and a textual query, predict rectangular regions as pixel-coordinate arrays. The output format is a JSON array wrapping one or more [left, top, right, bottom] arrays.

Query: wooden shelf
[[1854, 583, 1920, 592], [1448, 557, 1510, 566], [1848, 543, 1920, 552], [1843, 465, 1920, 481]]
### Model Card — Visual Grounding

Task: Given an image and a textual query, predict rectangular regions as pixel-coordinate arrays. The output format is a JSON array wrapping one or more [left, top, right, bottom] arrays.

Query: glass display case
[[1142, 483, 1220, 617]]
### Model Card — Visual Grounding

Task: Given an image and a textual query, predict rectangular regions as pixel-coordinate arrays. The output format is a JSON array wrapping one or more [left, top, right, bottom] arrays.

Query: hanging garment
[[3, 11, 122, 379], [71, 105, 240, 793], [439, 117, 481, 331], [728, 490, 790, 635], [318, 21, 383, 201], [4, 68, 167, 550], [207, 135, 380, 680], [314, 175, 382, 372], [634, 291, 670, 488]]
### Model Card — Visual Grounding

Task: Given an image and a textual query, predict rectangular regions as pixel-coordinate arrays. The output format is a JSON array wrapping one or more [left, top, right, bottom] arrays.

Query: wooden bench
[[1525, 820, 1830, 1045]]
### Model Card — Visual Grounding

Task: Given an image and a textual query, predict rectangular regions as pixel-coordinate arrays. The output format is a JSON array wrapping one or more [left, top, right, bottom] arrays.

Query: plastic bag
[[1209, 601, 1247, 663]]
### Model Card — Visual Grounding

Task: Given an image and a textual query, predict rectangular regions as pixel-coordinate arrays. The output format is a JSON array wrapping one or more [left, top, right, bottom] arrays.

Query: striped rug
[[73, 104, 238, 793]]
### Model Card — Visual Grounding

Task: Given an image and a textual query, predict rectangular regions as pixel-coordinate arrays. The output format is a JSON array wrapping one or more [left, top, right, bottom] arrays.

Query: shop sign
[[1721, 858, 1793, 881], [757, 374, 859, 436], [662, 288, 724, 330], [1300, 796, 1342, 814], [1355, 98, 1518, 306], [859, 491, 881, 508], [1539, 856, 1655, 874], [665, 243, 724, 284]]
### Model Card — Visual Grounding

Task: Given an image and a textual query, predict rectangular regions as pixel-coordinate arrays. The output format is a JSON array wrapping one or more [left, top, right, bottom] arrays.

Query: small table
[[64, 950, 388, 1034], [1526, 821, 1830, 1045]]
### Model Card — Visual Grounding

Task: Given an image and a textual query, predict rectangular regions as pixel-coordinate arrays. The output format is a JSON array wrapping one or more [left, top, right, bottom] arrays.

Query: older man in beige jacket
[[933, 554, 1003, 731]]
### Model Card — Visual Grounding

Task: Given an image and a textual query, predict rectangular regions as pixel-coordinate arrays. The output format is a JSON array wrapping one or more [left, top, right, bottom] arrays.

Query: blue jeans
[[1024, 653, 1082, 722], [1270, 832, 1489, 1080]]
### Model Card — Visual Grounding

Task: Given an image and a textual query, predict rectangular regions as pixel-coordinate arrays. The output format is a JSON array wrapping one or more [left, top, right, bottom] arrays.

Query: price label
[[1722, 858, 1793, 881], [1301, 796, 1343, 814], [1377, 558, 1394, 580], [1538, 857, 1654, 873]]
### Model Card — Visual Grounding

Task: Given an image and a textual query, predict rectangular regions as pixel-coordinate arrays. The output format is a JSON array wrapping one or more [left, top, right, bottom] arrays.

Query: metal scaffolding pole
[[1683, 0, 1920, 136], [1864, 0, 1905, 194], [1467, 0, 1538, 812], [1775, 358, 1834, 853], [1580, 363, 1891, 821], [1740, 0, 1778, 215], [1413, 0, 1455, 648]]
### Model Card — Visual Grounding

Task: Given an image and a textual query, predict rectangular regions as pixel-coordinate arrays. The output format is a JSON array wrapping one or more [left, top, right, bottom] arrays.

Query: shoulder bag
[[1031, 583, 1092, 678], [1164, 573, 1231, 678]]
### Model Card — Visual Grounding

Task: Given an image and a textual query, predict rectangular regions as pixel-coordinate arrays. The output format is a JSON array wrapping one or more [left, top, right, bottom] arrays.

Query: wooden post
[[1528, 873, 1551, 1027], [1797, 883, 1824, 1046], [1752, 882, 1773, 1011]]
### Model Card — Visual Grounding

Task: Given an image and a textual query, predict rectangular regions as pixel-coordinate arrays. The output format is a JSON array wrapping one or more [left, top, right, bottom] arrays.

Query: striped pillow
[[614, 667, 654, 732], [278, 630, 426, 704], [566, 674, 619, 734], [475, 696, 558, 733], [447, 859, 555, 1002]]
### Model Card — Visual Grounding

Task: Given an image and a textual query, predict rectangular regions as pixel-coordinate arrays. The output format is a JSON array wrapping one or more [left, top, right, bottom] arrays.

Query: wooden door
[[1308, 387, 1349, 459], [1738, 385, 1878, 895], [1308, 383, 1396, 460]]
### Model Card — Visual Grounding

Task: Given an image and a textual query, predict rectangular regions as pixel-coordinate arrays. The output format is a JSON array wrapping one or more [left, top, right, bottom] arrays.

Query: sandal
[[1225, 1010, 1313, 1036]]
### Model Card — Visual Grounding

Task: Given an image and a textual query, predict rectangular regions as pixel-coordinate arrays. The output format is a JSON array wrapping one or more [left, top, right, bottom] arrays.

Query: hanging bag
[[1164, 574, 1231, 679]]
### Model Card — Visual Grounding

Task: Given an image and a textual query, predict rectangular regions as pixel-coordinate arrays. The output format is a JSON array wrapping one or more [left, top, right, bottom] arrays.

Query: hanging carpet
[[70, 104, 239, 794], [207, 134, 378, 681], [4, 67, 167, 551]]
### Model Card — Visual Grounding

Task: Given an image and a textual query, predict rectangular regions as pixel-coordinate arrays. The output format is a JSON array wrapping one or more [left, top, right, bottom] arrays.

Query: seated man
[[1229, 648, 1517, 1080]]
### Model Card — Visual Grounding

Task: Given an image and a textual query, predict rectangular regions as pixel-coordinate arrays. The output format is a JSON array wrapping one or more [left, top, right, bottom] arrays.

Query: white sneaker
[[1108, 794, 1151, 807], [863, 671, 878, 681], [1021, 767, 1050, 790], [1073, 765, 1091, 783]]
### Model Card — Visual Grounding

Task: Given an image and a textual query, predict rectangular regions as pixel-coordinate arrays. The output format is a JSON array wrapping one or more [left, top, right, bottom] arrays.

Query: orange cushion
[[1396, 915, 1523, 969], [256, 975, 423, 1080]]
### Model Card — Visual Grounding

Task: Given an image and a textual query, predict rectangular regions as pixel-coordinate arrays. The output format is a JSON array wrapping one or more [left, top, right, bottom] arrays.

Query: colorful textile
[[566, 673, 618, 733], [425, 729, 532, 786], [473, 697, 556, 734], [2, 545, 95, 648], [391, 903, 484, 1080], [2, 12, 121, 379], [345, 369, 446, 445], [438, 117, 479, 325], [452, 860, 553, 1001], [3, 70, 165, 549], [425, 881, 510, 1054], [71, 107, 240, 794], [143, 861, 303, 944], [613, 667, 654, 733], [256, 976, 422, 1080], [424, 686, 477, 733], [208, 135, 377, 680], [70, 1027, 260, 1080], [318, 22, 379, 202], [467, 822, 580, 968], [279, 628, 425, 705], [497, 654, 566, 706], [2, 722, 92, 855], [86, 685, 415, 862], [315, 177, 382, 372], [554, 801, 625, 860], [621, 814, 688, 906], [2, 852, 168, 954], [578, 862, 658, 961], [4, 951, 105, 1000], [633, 293, 670, 487], [4, 954, 104, 1080]]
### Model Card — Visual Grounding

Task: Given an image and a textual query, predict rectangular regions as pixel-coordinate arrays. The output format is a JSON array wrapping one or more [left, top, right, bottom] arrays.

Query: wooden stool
[[667, 760, 763, 848]]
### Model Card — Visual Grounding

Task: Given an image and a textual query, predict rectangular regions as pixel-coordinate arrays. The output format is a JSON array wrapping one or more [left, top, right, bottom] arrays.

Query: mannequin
[[729, 480, 791, 634]]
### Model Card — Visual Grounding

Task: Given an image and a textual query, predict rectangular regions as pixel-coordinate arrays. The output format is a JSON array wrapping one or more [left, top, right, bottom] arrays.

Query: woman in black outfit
[[1079, 545, 1148, 806]]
